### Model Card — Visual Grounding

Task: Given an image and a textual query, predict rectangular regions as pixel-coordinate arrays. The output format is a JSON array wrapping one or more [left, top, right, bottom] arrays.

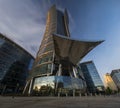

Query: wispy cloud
[[0, 0, 52, 57]]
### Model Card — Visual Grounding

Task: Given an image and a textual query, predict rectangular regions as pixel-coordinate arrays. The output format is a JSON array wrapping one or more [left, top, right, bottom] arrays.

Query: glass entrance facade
[[32, 76, 85, 96]]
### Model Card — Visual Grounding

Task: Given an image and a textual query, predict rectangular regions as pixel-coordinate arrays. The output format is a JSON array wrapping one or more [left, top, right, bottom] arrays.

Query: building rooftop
[[0, 33, 35, 59]]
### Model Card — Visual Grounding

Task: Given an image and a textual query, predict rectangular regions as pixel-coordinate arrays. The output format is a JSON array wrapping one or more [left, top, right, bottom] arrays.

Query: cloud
[[0, 0, 52, 57]]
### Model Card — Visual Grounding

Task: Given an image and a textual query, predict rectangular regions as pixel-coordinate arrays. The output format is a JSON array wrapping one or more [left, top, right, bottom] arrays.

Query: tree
[[105, 87, 112, 95]]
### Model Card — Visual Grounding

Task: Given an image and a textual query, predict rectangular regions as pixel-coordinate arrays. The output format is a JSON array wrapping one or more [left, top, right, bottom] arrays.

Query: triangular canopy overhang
[[53, 34, 104, 65]]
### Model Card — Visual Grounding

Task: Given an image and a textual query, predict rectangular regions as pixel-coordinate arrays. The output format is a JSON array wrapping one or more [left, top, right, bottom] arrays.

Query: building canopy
[[53, 34, 104, 65]]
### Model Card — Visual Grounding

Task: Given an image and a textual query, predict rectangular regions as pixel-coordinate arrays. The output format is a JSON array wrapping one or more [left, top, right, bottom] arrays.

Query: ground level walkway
[[0, 95, 120, 108]]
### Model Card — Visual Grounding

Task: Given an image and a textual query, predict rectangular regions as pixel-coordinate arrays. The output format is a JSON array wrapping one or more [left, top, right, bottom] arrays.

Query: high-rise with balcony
[[24, 5, 103, 96]]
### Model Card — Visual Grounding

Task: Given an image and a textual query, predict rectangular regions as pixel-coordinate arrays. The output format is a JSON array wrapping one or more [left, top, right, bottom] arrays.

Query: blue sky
[[0, 0, 120, 80]]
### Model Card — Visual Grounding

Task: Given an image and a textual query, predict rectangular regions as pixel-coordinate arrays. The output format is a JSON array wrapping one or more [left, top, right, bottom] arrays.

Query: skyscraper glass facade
[[24, 5, 103, 96], [0, 33, 34, 94], [80, 61, 104, 94]]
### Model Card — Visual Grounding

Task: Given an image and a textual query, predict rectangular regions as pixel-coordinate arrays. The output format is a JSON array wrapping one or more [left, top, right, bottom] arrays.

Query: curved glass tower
[[0, 33, 34, 94], [24, 5, 103, 96]]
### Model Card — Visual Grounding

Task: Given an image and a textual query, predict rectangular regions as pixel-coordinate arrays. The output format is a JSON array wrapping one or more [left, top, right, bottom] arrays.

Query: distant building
[[80, 61, 104, 94], [111, 69, 120, 90], [104, 73, 118, 91], [0, 33, 34, 94]]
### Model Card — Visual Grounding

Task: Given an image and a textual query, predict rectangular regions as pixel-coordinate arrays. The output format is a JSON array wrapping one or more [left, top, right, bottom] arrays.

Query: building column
[[28, 78, 34, 95], [73, 67, 77, 78], [57, 64, 62, 76], [73, 89, 75, 97], [23, 81, 29, 95]]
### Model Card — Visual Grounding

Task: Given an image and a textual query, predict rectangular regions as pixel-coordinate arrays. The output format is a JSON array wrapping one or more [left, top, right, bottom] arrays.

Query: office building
[[0, 33, 34, 94], [24, 5, 103, 96], [111, 69, 120, 90], [80, 61, 104, 94], [104, 73, 118, 91]]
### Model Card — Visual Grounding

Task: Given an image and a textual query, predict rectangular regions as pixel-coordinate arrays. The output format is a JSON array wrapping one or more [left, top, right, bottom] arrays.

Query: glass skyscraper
[[24, 5, 103, 96], [80, 61, 104, 94], [0, 33, 34, 94]]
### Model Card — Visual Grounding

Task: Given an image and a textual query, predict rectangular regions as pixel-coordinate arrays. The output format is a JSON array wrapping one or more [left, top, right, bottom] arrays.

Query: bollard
[[66, 93, 68, 97], [73, 90, 75, 97], [58, 92, 60, 97], [79, 93, 81, 97]]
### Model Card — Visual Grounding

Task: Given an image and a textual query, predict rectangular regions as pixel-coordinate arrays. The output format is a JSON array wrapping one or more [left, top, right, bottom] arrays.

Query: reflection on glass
[[32, 76, 86, 96]]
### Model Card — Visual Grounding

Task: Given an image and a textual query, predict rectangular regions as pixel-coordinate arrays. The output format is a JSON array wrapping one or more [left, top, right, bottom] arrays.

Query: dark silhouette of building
[[0, 33, 34, 94], [24, 5, 103, 96], [80, 61, 104, 94]]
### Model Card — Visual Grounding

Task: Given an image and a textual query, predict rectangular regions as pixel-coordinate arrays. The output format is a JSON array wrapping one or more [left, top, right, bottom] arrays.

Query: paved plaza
[[0, 96, 120, 108]]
